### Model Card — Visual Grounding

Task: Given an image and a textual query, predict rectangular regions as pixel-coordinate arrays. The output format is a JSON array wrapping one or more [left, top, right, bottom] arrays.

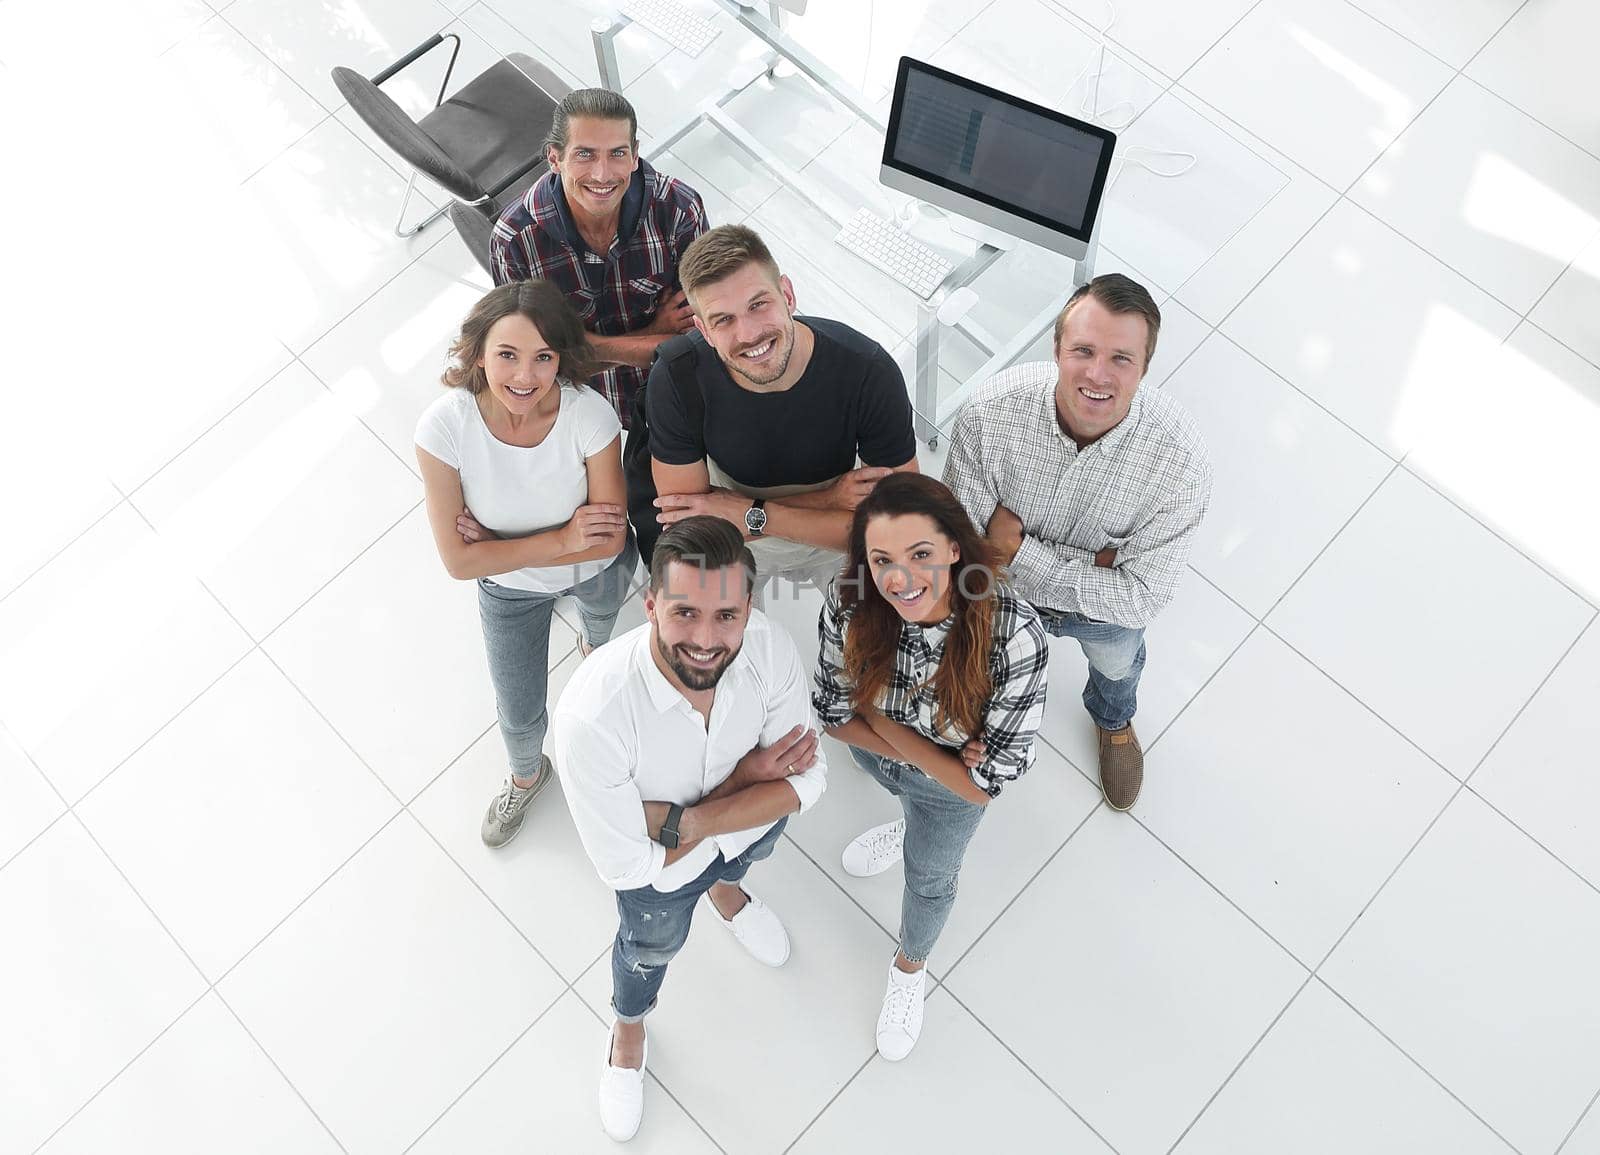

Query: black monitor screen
[[885, 59, 1116, 240]]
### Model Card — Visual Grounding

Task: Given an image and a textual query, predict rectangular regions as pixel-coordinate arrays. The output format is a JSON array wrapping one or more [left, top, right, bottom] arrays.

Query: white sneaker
[[875, 959, 926, 1061], [703, 886, 790, 967], [842, 818, 905, 877], [598, 1026, 647, 1142]]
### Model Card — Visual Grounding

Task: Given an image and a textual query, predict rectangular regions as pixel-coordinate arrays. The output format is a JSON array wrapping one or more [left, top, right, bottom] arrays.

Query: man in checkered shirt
[[491, 88, 709, 426], [942, 274, 1212, 811]]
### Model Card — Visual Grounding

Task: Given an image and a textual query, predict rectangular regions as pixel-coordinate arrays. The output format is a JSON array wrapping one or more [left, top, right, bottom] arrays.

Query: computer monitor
[[879, 57, 1117, 261]]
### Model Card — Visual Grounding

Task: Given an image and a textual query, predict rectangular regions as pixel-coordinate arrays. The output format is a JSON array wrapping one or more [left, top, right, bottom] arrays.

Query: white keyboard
[[621, 0, 719, 57], [834, 208, 956, 300]]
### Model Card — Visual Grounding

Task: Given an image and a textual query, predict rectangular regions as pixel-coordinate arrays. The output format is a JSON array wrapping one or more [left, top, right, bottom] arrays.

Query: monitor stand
[[948, 215, 1019, 252], [903, 200, 1019, 252]]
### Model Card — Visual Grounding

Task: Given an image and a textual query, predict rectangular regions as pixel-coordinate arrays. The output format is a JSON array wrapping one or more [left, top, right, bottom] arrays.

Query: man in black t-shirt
[[649, 224, 920, 600]]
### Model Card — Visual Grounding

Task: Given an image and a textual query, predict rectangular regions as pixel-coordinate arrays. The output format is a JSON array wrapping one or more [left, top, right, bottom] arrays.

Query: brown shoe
[[1097, 724, 1143, 810]]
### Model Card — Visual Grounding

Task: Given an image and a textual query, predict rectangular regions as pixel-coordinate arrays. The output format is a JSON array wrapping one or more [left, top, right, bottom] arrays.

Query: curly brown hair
[[839, 473, 998, 740], [442, 280, 597, 395]]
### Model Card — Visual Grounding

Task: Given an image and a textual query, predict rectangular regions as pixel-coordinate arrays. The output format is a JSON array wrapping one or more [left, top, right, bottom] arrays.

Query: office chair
[[332, 35, 571, 240], [448, 199, 498, 278]]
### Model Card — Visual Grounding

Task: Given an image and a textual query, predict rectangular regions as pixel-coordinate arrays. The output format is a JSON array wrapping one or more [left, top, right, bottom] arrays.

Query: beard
[[656, 632, 741, 691], [724, 316, 797, 386]]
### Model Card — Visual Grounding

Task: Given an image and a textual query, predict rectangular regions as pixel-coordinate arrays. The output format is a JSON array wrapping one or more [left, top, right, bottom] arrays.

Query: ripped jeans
[[610, 817, 787, 1022]]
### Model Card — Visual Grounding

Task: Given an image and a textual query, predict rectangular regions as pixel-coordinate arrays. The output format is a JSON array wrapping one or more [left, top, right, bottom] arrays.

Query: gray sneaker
[[480, 756, 553, 848]]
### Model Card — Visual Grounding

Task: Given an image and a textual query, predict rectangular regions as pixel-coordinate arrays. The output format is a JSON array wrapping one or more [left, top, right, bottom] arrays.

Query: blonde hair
[[679, 224, 782, 302]]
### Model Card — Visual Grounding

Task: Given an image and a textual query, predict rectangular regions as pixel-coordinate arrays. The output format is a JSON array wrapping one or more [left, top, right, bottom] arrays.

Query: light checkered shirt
[[942, 363, 1212, 630], [813, 578, 1049, 798]]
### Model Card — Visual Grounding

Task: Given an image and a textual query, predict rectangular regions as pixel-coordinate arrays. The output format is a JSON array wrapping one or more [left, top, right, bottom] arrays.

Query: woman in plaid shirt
[[812, 473, 1049, 1061]]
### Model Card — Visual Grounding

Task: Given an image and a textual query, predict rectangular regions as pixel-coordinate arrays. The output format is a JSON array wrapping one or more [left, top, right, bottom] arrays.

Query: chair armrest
[[372, 31, 462, 108]]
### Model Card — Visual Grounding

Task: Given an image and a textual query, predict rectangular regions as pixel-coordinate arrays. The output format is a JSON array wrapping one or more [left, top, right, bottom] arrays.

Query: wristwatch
[[743, 497, 768, 537], [658, 803, 685, 850]]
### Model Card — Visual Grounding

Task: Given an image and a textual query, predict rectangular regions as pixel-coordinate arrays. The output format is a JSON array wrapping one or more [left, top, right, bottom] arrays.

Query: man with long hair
[[943, 274, 1213, 811], [552, 516, 827, 1141], [813, 473, 1049, 1060], [490, 88, 708, 426]]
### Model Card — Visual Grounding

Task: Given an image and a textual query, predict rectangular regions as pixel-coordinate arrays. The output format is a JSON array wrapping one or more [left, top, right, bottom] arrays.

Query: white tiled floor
[[4, 1, 1600, 1153]]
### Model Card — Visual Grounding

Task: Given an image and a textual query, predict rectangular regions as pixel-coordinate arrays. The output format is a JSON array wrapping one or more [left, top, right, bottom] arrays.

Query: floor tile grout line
[[1253, 459, 1403, 624], [254, 498, 424, 650], [1141, 615, 1257, 754], [206, 810, 408, 991], [1393, 463, 1598, 613], [292, 351, 427, 480], [1311, 977, 1527, 1154], [23, 812, 230, 1147], [402, 719, 499, 809], [209, 991, 353, 1154], [0, 809, 72, 878], [1556, 1081, 1600, 1154], [1335, 190, 1539, 320], [398, 989, 563, 1154], [569, 994, 733, 1155], [1125, 783, 1318, 974], [407, 816, 570, 1000], [0, 494, 127, 609], [778, 1049, 876, 1154], [938, 985, 1124, 1155], [1455, 67, 1600, 171], [120, 356, 302, 508], [938, 799, 1105, 983], [1330, 0, 1466, 72], [1181, 562, 1263, 629], [1466, 778, 1600, 906], [1306, 607, 1600, 980], [1519, 284, 1600, 376], [778, 831, 904, 952], [1462, 610, 1598, 789], [0, 350, 301, 612], [67, 645, 260, 813], [1161, 973, 1315, 1155], [1263, 623, 1483, 792], [204, 3, 347, 170], [25, 986, 216, 1155], [1211, 323, 1599, 617]]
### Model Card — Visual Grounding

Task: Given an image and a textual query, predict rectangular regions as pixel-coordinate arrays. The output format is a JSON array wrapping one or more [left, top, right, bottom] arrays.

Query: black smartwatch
[[658, 803, 685, 850], [744, 497, 768, 537]]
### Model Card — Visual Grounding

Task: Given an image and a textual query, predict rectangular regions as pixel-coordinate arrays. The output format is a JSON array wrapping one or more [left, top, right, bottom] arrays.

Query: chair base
[[394, 171, 451, 238]]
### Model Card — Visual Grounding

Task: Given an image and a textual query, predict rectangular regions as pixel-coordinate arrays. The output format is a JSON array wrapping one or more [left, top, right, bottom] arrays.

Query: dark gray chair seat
[[332, 41, 571, 239]]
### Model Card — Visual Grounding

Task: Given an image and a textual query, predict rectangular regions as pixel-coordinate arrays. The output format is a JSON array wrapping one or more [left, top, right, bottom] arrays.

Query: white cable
[[1052, 0, 1196, 184]]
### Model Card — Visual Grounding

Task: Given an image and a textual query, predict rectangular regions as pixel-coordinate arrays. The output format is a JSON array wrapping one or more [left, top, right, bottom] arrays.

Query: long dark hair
[[442, 280, 597, 394], [840, 473, 998, 739]]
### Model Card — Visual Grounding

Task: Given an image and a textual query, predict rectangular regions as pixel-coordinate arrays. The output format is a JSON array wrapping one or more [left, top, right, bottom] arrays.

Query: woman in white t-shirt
[[416, 281, 637, 849]]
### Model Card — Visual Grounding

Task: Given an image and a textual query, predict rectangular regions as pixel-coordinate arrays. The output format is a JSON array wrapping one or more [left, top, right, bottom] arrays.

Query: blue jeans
[[850, 746, 986, 965], [1038, 610, 1145, 731], [476, 536, 639, 777], [611, 817, 788, 1021]]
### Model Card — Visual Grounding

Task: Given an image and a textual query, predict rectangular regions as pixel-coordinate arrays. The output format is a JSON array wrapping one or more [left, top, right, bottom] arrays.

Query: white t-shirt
[[414, 382, 622, 593]]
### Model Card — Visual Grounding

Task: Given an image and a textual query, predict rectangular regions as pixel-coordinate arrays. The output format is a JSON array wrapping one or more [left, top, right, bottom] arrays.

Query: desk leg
[[1074, 222, 1101, 287], [591, 18, 623, 90], [914, 297, 942, 450]]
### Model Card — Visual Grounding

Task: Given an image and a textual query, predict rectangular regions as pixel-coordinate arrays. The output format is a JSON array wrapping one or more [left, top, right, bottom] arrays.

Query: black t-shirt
[[646, 317, 917, 488]]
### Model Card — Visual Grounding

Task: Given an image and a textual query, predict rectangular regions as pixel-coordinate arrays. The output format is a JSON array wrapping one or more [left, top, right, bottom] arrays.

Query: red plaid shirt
[[490, 159, 708, 426]]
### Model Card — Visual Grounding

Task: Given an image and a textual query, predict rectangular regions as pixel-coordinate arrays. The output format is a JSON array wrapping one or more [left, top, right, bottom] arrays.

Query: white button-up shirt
[[551, 610, 827, 893]]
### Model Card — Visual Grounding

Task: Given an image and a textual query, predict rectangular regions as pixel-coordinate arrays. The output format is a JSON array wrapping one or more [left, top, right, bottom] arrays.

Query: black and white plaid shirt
[[942, 363, 1213, 630], [812, 577, 1049, 798]]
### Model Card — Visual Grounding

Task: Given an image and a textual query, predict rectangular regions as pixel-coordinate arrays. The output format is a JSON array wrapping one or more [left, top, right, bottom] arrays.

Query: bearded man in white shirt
[[943, 274, 1212, 812], [551, 515, 827, 1142]]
